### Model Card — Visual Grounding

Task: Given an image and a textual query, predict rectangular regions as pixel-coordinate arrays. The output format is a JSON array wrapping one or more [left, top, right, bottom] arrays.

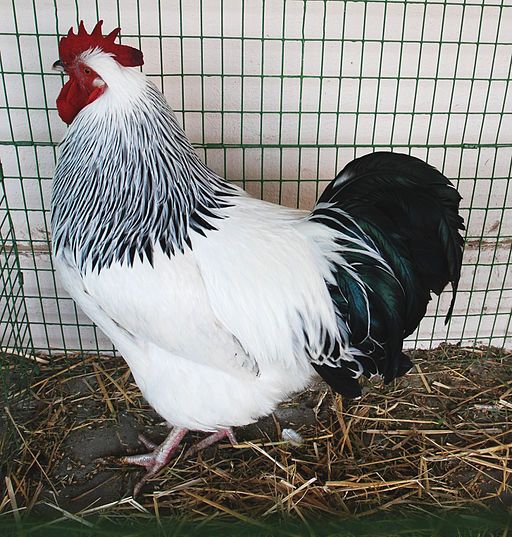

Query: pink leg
[[119, 427, 188, 496], [185, 428, 237, 458]]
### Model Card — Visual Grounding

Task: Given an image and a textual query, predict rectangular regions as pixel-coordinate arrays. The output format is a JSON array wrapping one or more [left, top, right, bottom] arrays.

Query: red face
[[55, 21, 144, 125], [54, 60, 106, 125]]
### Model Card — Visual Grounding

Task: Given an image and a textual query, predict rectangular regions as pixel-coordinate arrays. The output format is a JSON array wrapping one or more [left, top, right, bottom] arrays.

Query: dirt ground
[[1, 344, 511, 531]]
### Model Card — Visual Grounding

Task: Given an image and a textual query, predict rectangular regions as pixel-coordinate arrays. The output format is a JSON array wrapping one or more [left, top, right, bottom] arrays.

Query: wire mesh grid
[[0, 0, 511, 356], [0, 164, 33, 358]]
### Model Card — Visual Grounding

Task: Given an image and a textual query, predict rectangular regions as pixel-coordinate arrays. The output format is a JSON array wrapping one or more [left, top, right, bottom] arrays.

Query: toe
[[138, 433, 158, 450], [119, 452, 156, 469], [132, 459, 167, 496], [133, 473, 152, 497]]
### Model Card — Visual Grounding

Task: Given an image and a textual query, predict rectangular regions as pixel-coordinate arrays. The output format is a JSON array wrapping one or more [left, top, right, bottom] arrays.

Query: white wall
[[1, 0, 511, 353]]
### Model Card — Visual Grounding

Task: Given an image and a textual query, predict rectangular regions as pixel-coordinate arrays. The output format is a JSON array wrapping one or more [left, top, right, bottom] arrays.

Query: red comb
[[59, 20, 143, 67]]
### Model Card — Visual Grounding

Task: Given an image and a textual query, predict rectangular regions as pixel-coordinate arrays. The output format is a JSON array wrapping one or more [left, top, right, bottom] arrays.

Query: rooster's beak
[[53, 59, 65, 72]]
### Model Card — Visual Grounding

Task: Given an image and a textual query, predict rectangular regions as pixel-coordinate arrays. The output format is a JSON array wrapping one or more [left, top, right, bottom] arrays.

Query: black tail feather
[[310, 151, 464, 395]]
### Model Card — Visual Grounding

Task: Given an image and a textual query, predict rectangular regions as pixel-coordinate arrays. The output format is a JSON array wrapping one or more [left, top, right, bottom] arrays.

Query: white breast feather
[[55, 196, 343, 431]]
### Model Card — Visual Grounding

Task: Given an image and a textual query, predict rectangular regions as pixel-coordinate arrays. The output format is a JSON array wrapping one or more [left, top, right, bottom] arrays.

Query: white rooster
[[51, 22, 464, 494]]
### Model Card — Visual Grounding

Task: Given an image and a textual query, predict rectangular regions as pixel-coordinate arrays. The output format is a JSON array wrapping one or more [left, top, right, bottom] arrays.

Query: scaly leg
[[185, 428, 237, 458], [119, 427, 188, 496]]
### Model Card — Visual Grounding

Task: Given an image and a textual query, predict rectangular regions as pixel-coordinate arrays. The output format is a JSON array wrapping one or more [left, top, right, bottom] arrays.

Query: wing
[[190, 196, 345, 380], [61, 245, 261, 380]]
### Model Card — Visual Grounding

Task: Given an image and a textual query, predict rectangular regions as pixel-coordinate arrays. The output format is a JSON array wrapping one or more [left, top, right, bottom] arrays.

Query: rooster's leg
[[120, 427, 188, 496], [185, 428, 237, 458]]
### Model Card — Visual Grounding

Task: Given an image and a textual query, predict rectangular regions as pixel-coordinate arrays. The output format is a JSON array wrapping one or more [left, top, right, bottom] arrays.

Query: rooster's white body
[[52, 33, 464, 481], [56, 196, 341, 430], [53, 53, 349, 430]]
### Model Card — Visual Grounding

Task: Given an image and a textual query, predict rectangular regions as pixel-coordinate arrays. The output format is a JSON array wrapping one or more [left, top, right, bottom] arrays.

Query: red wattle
[[56, 79, 105, 125], [56, 79, 87, 125]]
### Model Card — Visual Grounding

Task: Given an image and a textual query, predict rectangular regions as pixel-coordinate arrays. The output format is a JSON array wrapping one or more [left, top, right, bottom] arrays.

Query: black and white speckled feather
[[52, 50, 234, 273]]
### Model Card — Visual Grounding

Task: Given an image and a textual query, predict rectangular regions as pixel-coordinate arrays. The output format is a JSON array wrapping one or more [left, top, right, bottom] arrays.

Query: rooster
[[51, 22, 464, 494]]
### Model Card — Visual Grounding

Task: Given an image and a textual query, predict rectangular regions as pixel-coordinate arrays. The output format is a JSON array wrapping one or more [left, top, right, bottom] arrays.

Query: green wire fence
[[0, 0, 511, 359]]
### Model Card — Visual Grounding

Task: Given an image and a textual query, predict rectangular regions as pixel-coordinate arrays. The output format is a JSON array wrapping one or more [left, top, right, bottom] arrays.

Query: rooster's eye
[[84, 67, 91, 75]]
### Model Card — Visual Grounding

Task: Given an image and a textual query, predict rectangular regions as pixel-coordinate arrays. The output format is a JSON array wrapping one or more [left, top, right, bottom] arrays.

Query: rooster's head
[[54, 20, 144, 125]]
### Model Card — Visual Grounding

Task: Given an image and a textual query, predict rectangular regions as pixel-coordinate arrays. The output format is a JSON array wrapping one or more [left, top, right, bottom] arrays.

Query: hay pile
[[1, 344, 511, 532]]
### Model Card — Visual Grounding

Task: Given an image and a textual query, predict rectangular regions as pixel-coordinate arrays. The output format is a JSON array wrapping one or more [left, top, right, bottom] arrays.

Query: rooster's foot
[[185, 427, 237, 458], [119, 427, 188, 496]]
